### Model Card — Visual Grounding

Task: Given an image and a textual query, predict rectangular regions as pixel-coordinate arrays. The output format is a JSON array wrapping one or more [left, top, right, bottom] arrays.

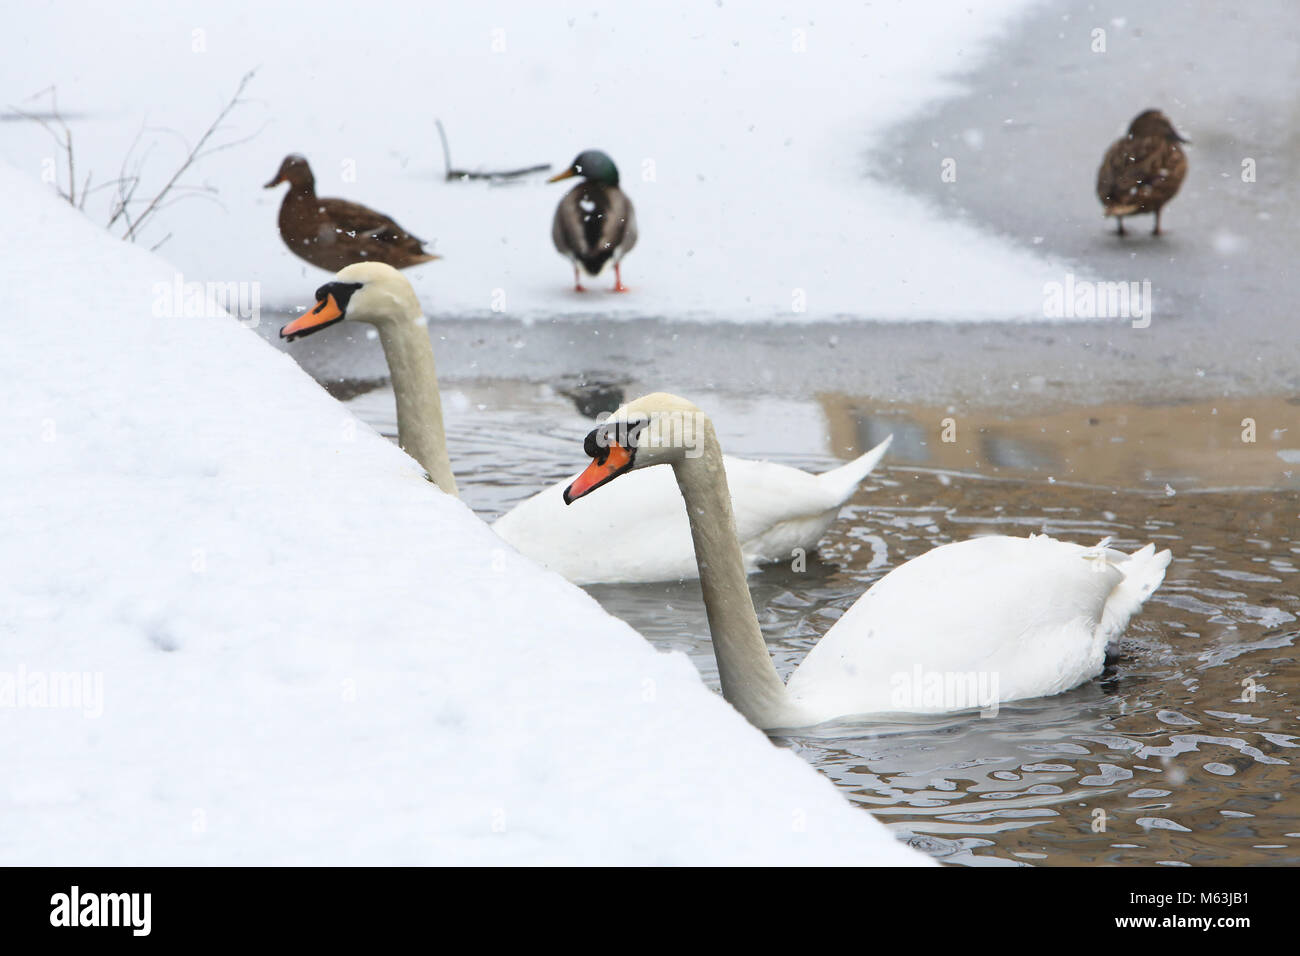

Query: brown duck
[[1096, 110, 1189, 236], [264, 154, 439, 270]]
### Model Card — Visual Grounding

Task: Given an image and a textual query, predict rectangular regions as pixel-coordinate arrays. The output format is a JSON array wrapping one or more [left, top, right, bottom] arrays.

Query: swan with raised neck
[[280, 261, 457, 495]]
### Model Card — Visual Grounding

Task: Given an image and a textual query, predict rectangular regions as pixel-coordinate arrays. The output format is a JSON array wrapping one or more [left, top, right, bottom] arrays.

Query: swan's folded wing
[[321, 198, 426, 246], [789, 536, 1129, 716], [1098, 543, 1171, 642], [722, 457, 850, 564], [495, 456, 846, 585]]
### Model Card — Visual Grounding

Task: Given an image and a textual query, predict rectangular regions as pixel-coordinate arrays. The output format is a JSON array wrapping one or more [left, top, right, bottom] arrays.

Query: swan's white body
[[567, 393, 1172, 731], [783, 535, 1170, 726], [493, 439, 892, 585]]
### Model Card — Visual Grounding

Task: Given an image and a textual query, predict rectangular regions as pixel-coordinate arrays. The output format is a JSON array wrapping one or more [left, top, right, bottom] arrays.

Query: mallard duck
[[548, 150, 637, 292], [264, 154, 439, 271], [1096, 110, 1189, 236]]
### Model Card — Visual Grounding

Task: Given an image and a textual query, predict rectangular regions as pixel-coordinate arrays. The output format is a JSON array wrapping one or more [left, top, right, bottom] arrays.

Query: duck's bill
[[263, 175, 284, 188], [280, 294, 345, 341], [563, 443, 633, 504], [547, 168, 577, 183]]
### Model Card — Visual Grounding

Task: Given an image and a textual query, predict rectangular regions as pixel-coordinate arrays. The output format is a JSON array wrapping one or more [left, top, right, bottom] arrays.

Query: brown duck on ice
[[1096, 110, 1189, 236], [264, 154, 439, 271]]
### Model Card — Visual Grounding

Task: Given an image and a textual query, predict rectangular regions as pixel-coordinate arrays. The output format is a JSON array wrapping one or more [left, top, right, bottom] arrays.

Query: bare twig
[[152, 190, 226, 215], [124, 68, 259, 241], [9, 86, 77, 206], [435, 117, 551, 182], [63, 97, 75, 207], [194, 120, 270, 160], [111, 173, 142, 236], [13, 72, 260, 244], [107, 174, 141, 231], [83, 176, 134, 199], [104, 123, 147, 229], [436, 118, 454, 177]]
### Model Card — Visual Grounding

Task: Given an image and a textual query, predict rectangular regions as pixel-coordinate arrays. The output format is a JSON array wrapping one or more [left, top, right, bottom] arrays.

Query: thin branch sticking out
[[123, 69, 260, 241], [435, 119, 551, 183], [9, 87, 77, 206], [11, 69, 262, 245]]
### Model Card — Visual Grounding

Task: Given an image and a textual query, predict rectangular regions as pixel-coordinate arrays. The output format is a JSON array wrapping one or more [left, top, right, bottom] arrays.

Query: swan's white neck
[[671, 425, 799, 729], [375, 317, 458, 496]]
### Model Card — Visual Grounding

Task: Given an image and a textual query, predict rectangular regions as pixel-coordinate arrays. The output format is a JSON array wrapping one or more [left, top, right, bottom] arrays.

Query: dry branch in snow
[[10, 70, 263, 248], [435, 119, 551, 183]]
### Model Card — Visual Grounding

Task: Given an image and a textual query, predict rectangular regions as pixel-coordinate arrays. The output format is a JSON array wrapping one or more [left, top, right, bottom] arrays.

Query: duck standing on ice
[[264, 154, 440, 271], [1096, 110, 1189, 237], [548, 149, 637, 292]]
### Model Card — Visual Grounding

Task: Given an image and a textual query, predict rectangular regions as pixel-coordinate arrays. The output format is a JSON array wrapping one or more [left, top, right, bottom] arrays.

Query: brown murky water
[[342, 379, 1300, 866], [795, 474, 1299, 867]]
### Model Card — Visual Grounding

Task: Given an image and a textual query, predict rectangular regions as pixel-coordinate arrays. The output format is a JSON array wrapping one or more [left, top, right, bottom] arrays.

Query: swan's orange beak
[[563, 442, 633, 504], [547, 167, 577, 183], [281, 293, 345, 341]]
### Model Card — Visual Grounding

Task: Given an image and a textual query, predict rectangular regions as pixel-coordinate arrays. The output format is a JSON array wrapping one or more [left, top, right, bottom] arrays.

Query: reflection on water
[[821, 393, 1300, 492], [345, 380, 1300, 866]]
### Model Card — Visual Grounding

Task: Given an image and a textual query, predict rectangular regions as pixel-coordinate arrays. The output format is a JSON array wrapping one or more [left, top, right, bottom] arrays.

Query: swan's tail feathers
[[818, 434, 893, 505], [1099, 543, 1172, 643]]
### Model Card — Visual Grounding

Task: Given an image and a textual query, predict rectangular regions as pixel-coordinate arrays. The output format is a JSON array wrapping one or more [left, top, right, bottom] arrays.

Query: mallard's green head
[[548, 149, 620, 186]]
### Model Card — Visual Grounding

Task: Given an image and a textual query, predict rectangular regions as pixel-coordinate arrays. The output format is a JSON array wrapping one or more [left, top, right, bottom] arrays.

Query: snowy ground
[[3, 0, 1064, 321], [0, 164, 928, 865]]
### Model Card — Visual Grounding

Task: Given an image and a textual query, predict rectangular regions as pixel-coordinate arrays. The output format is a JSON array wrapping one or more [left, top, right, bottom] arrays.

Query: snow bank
[[0, 164, 927, 865], [3, 0, 1058, 322]]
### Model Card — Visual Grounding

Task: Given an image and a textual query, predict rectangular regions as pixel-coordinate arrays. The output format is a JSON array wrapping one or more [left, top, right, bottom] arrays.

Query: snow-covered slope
[[3, 0, 1057, 321], [0, 164, 928, 865]]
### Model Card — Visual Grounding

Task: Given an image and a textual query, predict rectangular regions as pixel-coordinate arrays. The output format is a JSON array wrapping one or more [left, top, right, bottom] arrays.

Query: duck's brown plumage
[[264, 154, 439, 271], [1096, 110, 1189, 236]]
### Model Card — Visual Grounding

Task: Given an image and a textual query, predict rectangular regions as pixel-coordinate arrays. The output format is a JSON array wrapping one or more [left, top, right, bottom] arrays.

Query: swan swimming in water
[[562, 392, 1172, 731]]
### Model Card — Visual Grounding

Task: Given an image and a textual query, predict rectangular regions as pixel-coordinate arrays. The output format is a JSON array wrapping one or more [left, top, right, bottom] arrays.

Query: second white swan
[[280, 263, 892, 584]]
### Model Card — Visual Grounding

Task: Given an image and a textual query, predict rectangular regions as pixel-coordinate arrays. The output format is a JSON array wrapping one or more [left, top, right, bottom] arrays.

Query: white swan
[[280, 263, 892, 584], [562, 392, 1173, 730]]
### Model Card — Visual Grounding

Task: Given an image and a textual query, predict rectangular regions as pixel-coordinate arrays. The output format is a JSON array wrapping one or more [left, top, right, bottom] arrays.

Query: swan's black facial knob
[[281, 281, 365, 341], [565, 418, 646, 505], [583, 426, 607, 463], [586, 416, 648, 460], [312, 281, 364, 311]]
